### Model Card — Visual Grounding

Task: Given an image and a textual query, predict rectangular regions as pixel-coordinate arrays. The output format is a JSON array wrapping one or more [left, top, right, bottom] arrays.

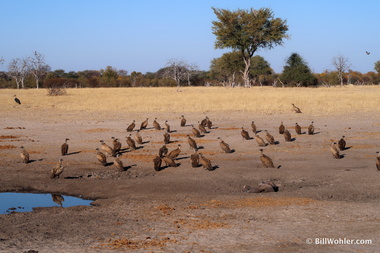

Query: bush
[[44, 78, 68, 96]]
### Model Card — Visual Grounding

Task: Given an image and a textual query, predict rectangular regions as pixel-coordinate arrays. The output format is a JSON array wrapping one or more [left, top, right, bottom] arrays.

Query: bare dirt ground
[[0, 108, 379, 253]]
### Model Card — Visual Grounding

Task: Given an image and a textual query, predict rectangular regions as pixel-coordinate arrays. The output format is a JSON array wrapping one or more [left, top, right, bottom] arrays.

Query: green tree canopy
[[212, 7, 288, 87], [280, 53, 317, 87], [374, 60, 380, 73]]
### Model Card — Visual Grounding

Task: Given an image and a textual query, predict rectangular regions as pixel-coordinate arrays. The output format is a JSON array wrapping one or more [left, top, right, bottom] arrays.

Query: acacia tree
[[29, 51, 50, 89], [8, 57, 30, 89], [212, 7, 288, 87], [164, 58, 195, 90], [210, 51, 243, 87], [332, 54, 350, 86], [374, 60, 380, 73]]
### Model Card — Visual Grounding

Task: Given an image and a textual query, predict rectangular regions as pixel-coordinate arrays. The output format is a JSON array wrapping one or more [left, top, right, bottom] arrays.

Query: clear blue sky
[[1, 0, 378, 74]]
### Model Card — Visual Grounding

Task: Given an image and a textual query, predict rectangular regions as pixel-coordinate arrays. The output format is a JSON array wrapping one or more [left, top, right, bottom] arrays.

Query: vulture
[[279, 121, 285, 134], [153, 118, 161, 130], [218, 137, 231, 153], [295, 123, 302, 135], [100, 140, 113, 156], [111, 137, 122, 155], [200, 117, 208, 127], [251, 121, 257, 134], [180, 115, 186, 127], [61, 138, 69, 156], [190, 150, 199, 168], [260, 149, 276, 168], [52, 194, 64, 207], [330, 142, 341, 159], [292, 103, 302, 113], [241, 127, 251, 140], [96, 148, 107, 166], [283, 129, 292, 142], [51, 159, 64, 179], [198, 121, 208, 134], [135, 130, 143, 144], [164, 130, 171, 144], [265, 130, 275, 145], [113, 154, 124, 172], [199, 153, 213, 171], [255, 134, 266, 147], [206, 116, 213, 129], [376, 152, 380, 171], [140, 118, 149, 130], [187, 135, 198, 150], [126, 120, 135, 132], [165, 120, 171, 133], [158, 145, 168, 158], [338, 136, 346, 151], [192, 125, 202, 138], [168, 144, 181, 159], [153, 155, 162, 171], [20, 146, 30, 164], [162, 156, 177, 167], [308, 121, 315, 135], [126, 134, 137, 150]]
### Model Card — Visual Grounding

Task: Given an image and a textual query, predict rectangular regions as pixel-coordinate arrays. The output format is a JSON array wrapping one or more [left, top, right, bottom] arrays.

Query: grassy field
[[2, 86, 380, 115]]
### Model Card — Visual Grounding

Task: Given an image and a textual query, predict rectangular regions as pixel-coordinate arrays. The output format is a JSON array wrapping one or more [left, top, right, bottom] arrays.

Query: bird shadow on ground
[[339, 154, 346, 159], [311, 131, 321, 135], [229, 149, 236, 153], [343, 146, 352, 150], [274, 141, 280, 145], [211, 165, 219, 171], [142, 141, 150, 144], [168, 130, 177, 133], [66, 151, 81, 156], [197, 146, 205, 150], [26, 159, 41, 164], [105, 162, 114, 167], [256, 130, 262, 133], [176, 156, 190, 161], [121, 165, 132, 171], [291, 138, 296, 142]]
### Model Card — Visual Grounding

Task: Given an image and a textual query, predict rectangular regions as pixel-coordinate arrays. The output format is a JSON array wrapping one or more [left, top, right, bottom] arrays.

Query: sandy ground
[[0, 107, 379, 253]]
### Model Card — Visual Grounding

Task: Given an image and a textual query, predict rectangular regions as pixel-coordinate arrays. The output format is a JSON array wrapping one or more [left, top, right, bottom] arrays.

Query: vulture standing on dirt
[[198, 121, 208, 134], [283, 129, 292, 142], [14, 95, 21, 105], [295, 123, 302, 135], [153, 155, 162, 171], [279, 122, 285, 134], [20, 146, 29, 163], [218, 137, 232, 153], [206, 116, 213, 129], [126, 134, 137, 150], [162, 156, 177, 167], [61, 138, 69, 156], [187, 135, 198, 150], [190, 150, 199, 167], [140, 118, 149, 130], [158, 145, 168, 158], [168, 144, 181, 159], [330, 142, 341, 159], [165, 120, 171, 133], [113, 154, 124, 172], [135, 130, 143, 145], [308, 121, 315, 135], [96, 148, 107, 166], [100, 140, 114, 157], [255, 134, 266, 147], [241, 127, 251, 140], [126, 120, 135, 132], [265, 130, 275, 145], [164, 130, 171, 144], [180, 115, 186, 127], [251, 121, 257, 134], [200, 117, 208, 127], [338, 136, 346, 151], [292, 103, 302, 113], [376, 152, 380, 171], [153, 118, 161, 130], [260, 149, 276, 168], [199, 153, 213, 171], [192, 125, 202, 138], [51, 159, 64, 179], [242, 180, 279, 193], [111, 137, 122, 155]]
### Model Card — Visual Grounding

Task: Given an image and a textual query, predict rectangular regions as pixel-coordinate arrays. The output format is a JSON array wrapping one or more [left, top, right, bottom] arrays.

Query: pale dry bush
[[1, 86, 380, 115]]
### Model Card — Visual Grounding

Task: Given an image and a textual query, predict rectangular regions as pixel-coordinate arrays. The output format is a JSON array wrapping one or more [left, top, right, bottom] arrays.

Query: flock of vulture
[[14, 98, 380, 186]]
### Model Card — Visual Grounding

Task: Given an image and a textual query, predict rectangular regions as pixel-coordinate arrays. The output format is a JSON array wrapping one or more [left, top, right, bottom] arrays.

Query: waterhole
[[0, 192, 93, 214]]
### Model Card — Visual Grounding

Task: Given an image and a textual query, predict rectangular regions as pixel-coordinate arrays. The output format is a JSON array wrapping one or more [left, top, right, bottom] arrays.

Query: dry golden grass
[[1, 86, 380, 115]]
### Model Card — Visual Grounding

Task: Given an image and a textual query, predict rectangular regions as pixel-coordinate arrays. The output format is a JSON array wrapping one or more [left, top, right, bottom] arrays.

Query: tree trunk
[[242, 56, 251, 88]]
